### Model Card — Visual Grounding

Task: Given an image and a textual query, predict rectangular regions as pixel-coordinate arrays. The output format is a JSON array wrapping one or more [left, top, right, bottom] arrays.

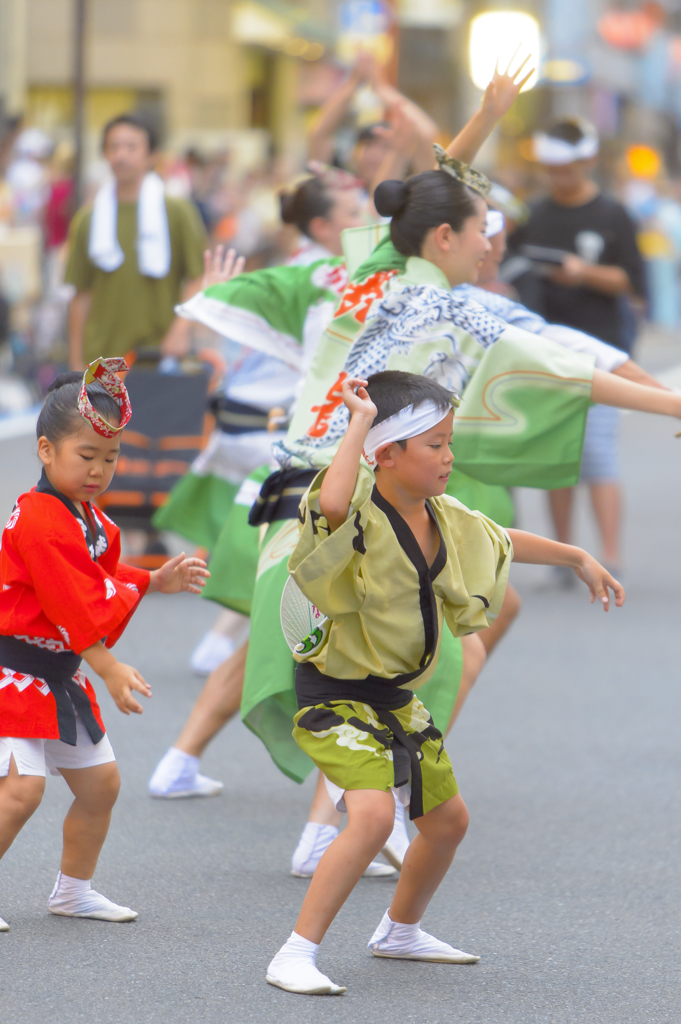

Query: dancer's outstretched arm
[[591, 368, 681, 421], [613, 359, 668, 390]]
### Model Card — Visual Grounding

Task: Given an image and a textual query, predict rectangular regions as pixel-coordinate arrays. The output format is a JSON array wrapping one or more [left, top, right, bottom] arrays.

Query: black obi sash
[[294, 663, 442, 821], [248, 468, 317, 527], [0, 635, 104, 746], [209, 394, 270, 435]]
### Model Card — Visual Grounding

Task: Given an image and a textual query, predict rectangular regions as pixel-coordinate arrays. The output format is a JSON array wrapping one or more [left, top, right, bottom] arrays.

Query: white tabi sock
[[290, 822, 339, 876], [382, 791, 411, 869], [290, 822, 396, 878], [148, 746, 223, 798], [368, 909, 480, 964], [48, 871, 138, 922], [266, 931, 346, 995]]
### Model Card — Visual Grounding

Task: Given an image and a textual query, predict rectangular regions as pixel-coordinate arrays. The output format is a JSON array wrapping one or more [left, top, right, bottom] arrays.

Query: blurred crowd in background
[[3, 0, 681, 420]]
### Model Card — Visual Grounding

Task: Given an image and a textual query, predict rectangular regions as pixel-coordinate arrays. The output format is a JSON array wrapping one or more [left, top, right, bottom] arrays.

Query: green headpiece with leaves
[[433, 144, 491, 198]]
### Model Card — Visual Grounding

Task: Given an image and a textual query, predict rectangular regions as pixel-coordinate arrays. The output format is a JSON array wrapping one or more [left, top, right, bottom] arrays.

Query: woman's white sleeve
[[539, 324, 629, 372]]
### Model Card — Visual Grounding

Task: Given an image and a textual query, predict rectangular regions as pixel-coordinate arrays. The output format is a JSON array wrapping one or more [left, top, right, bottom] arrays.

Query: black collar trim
[[371, 485, 447, 674], [35, 470, 108, 562]]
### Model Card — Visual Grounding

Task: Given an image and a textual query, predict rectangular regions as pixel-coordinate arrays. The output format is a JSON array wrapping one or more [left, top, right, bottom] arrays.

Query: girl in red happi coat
[[0, 358, 208, 932]]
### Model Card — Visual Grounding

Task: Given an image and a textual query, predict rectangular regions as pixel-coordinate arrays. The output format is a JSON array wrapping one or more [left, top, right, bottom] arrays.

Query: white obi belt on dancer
[[363, 397, 460, 469]]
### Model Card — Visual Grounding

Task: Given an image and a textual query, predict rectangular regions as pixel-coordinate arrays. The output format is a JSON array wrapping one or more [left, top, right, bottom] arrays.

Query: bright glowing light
[[469, 12, 540, 93], [626, 144, 661, 179]]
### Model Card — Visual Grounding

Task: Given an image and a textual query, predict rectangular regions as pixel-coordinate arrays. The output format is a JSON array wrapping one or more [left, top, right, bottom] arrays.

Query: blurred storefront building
[[0, 0, 334, 171]]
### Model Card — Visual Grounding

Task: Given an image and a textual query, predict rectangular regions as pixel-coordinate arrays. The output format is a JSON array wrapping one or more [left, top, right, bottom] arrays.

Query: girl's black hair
[[374, 170, 480, 257], [36, 372, 121, 444], [280, 177, 334, 237], [365, 370, 453, 439]]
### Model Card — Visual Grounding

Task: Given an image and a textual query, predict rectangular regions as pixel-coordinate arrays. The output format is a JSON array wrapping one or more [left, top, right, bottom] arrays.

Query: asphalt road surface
[[1, 361, 681, 1023]]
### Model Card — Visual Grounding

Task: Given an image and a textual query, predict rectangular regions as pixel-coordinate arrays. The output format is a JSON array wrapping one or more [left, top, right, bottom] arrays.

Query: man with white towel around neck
[[65, 114, 206, 371]]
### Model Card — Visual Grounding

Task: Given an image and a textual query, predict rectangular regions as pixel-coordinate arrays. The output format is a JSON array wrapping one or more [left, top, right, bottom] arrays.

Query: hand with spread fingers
[[148, 553, 210, 595], [480, 49, 535, 122], [202, 245, 246, 290]]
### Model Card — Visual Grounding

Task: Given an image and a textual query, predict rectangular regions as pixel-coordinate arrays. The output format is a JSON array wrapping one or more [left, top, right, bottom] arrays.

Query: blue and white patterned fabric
[[453, 284, 547, 334], [276, 280, 508, 465]]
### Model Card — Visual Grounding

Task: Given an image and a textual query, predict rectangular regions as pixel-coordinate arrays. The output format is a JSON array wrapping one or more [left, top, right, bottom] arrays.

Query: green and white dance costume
[[243, 242, 598, 784], [154, 252, 347, 553]]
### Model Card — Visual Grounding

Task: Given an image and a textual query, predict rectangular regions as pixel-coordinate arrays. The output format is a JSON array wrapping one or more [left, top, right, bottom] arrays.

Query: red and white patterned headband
[[78, 357, 132, 438]]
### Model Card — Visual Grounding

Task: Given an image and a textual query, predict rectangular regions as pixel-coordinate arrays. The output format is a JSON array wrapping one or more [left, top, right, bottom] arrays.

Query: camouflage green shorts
[[292, 694, 458, 820]]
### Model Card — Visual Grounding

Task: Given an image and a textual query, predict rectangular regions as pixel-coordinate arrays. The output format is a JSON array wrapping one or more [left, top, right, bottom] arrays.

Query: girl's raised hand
[[149, 553, 210, 595], [103, 662, 151, 715], [480, 49, 534, 122], [202, 246, 246, 290], [342, 377, 378, 422], [574, 554, 625, 612]]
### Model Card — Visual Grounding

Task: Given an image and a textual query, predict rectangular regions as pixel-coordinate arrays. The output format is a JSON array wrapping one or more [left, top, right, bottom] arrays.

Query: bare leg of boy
[[48, 763, 137, 923], [268, 790, 477, 994], [368, 794, 478, 964], [268, 789, 395, 994]]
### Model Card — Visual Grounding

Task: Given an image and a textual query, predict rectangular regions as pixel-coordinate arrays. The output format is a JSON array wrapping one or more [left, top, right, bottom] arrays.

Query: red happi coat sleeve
[[9, 495, 146, 654]]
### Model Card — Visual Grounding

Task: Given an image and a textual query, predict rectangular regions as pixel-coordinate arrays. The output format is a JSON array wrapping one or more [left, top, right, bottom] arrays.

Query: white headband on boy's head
[[485, 210, 505, 238], [363, 397, 459, 468], [533, 127, 599, 166]]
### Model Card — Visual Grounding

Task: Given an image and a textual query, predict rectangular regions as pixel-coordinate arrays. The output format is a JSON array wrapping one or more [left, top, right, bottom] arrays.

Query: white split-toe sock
[[291, 822, 396, 878], [266, 931, 346, 995], [48, 872, 138, 922], [190, 631, 236, 675], [368, 909, 480, 963], [0, 915, 8, 931], [148, 746, 224, 799], [382, 792, 411, 869]]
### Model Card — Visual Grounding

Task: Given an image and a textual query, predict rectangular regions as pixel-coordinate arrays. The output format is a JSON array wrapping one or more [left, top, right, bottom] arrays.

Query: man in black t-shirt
[[507, 119, 646, 577]]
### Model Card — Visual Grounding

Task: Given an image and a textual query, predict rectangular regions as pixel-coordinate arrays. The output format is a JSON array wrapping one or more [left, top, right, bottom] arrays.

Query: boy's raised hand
[[342, 377, 378, 422], [149, 553, 210, 595], [574, 554, 625, 611]]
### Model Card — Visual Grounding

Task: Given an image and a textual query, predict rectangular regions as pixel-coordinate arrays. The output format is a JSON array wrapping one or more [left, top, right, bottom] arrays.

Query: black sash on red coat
[[0, 635, 104, 746]]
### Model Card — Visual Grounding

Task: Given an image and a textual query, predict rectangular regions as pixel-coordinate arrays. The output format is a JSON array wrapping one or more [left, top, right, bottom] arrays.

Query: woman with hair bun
[[239, 152, 681, 838], [279, 167, 365, 266]]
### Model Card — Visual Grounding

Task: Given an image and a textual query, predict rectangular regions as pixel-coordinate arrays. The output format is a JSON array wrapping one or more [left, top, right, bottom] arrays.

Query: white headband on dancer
[[363, 397, 459, 468], [533, 128, 599, 166], [485, 210, 505, 238]]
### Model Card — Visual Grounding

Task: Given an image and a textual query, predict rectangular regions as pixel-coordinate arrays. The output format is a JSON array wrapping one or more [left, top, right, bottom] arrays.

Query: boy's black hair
[[365, 370, 454, 442], [280, 177, 334, 238], [101, 113, 157, 152], [37, 372, 121, 445], [545, 119, 587, 145], [374, 170, 479, 258]]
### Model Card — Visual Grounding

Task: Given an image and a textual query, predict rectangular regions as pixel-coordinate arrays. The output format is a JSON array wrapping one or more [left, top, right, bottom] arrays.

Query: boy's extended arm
[[319, 378, 376, 532], [507, 529, 625, 611]]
